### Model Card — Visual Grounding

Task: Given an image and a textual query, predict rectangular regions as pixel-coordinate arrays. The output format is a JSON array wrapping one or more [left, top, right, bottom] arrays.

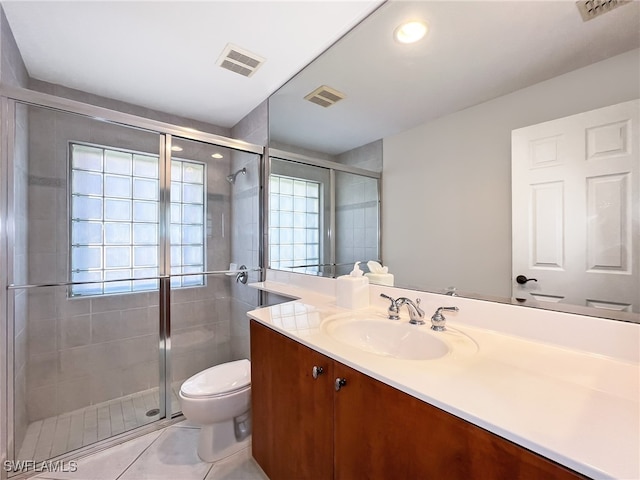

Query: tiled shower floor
[[18, 383, 182, 463]]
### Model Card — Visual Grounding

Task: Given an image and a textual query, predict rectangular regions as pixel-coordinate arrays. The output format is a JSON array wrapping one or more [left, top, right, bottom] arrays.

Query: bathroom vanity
[[247, 273, 639, 480], [251, 320, 584, 479]]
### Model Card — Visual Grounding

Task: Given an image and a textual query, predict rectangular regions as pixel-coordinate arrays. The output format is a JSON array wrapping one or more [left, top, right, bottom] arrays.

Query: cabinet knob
[[312, 366, 324, 379], [335, 378, 347, 391]]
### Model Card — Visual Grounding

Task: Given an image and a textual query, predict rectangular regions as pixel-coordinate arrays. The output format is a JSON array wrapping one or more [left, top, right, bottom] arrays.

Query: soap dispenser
[[336, 262, 370, 309]]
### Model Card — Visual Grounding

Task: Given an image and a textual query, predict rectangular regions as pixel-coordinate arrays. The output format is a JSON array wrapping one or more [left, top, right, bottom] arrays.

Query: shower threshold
[[16, 382, 182, 463]]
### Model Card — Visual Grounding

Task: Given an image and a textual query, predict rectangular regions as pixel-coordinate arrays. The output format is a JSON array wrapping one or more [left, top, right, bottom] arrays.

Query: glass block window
[[269, 175, 320, 273], [70, 144, 205, 296], [170, 159, 206, 288]]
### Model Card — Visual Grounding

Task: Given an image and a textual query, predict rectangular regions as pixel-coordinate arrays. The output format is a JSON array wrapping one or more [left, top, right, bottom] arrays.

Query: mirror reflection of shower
[[226, 167, 246, 184]]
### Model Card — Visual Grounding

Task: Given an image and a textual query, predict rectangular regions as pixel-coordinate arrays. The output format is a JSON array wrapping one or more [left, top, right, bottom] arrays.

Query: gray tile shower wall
[[336, 138, 382, 172], [229, 101, 267, 360], [232, 101, 268, 147], [25, 287, 162, 421], [170, 280, 234, 384]]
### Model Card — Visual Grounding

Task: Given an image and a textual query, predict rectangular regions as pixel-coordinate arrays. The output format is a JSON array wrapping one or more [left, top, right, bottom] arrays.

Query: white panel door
[[512, 99, 639, 313]]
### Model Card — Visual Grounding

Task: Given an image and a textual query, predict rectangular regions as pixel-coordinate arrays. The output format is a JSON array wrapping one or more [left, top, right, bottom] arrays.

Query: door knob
[[335, 378, 347, 391], [312, 366, 324, 379], [516, 275, 538, 285]]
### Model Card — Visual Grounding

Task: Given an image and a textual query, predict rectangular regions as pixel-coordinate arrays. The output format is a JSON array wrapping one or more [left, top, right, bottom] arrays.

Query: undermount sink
[[322, 315, 451, 360]]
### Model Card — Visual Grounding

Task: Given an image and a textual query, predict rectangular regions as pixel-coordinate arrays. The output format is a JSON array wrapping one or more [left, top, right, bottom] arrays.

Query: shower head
[[226, 167, 246, 184]]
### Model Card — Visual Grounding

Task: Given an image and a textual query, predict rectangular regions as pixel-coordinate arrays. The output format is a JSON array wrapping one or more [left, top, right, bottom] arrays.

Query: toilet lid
[[180, 359, 251, 398]]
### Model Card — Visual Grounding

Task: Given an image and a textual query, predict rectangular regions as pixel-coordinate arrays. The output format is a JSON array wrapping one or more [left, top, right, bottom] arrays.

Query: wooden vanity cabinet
[[333, 361, 585, 480], [250, 319, 334, 480], [250, 320, 585, 480]]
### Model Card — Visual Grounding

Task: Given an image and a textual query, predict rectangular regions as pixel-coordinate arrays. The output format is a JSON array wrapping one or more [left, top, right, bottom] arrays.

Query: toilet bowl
[[178, 359, 251, 462]]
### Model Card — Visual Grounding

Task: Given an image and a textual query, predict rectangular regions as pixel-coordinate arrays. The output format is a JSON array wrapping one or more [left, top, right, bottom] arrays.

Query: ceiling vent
[[304, 85, 346, 108], [575, 0, 631, 21], [216, 43, 265, 78]]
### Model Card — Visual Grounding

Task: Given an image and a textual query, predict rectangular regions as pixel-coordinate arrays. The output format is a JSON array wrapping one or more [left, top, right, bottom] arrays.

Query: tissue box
[[365, 272, 394, 286], [336, 276, 370, 309]]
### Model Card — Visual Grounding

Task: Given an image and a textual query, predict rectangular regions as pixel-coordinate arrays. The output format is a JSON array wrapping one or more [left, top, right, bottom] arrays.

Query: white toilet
[[178, 359, 251, 462]]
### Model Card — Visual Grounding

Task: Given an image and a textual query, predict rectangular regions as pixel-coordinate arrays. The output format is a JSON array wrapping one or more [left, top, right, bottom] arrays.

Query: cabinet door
[[333, 362, 584, 480], [250, 320, 334, 480]]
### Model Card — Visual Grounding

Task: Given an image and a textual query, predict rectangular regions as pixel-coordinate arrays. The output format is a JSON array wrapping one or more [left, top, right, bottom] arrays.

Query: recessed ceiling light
[[171, 146, 183, 152], [394, 21, 428, 44], [211, 153, 223, 159]]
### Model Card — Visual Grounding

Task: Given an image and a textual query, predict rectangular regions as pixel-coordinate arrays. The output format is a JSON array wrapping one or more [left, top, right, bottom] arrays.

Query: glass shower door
[[168, 137, 261, 415], [8, 103, 165, 464], [334, 171, 380, 277]]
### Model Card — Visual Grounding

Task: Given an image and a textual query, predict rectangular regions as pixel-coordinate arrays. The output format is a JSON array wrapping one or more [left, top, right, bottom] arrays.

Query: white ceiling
[[2, 0, 639, 151], [1, 0, 384, 128], [270, 0, 640, 155]]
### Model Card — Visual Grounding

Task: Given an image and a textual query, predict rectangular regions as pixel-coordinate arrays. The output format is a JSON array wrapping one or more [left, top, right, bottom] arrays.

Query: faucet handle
[[380, 293, 400, 320], [437, 306, 459, 313], [431, 306, 459, 331]]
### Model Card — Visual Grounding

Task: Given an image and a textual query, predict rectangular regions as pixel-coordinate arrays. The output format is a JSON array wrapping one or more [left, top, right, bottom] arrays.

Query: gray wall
[[383, 49, 640, 297]]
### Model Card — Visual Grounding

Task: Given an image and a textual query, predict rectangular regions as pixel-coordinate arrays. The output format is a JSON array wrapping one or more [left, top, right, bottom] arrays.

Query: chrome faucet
[[380, 294, 426, 325], [430, 306, 459, 331]]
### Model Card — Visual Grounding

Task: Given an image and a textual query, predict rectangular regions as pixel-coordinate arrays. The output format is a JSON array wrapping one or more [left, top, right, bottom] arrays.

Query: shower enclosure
[[0, 89, 262, 472]]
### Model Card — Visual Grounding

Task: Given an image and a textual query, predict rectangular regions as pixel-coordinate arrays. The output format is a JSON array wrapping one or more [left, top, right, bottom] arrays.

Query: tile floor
[[27, 421, 267, 480], [19, 384, 182, 462]]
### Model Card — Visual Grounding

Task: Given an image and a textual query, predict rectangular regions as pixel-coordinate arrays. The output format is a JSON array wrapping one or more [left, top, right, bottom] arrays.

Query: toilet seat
[[180, 359, 251, 399]]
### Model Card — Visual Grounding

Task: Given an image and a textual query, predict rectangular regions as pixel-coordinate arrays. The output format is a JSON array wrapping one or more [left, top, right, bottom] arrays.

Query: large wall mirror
[[268, 0, 640, 323]]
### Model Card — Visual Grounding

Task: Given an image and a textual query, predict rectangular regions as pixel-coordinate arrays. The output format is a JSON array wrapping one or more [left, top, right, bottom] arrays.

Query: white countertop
[[248, 279, 640, 480]]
